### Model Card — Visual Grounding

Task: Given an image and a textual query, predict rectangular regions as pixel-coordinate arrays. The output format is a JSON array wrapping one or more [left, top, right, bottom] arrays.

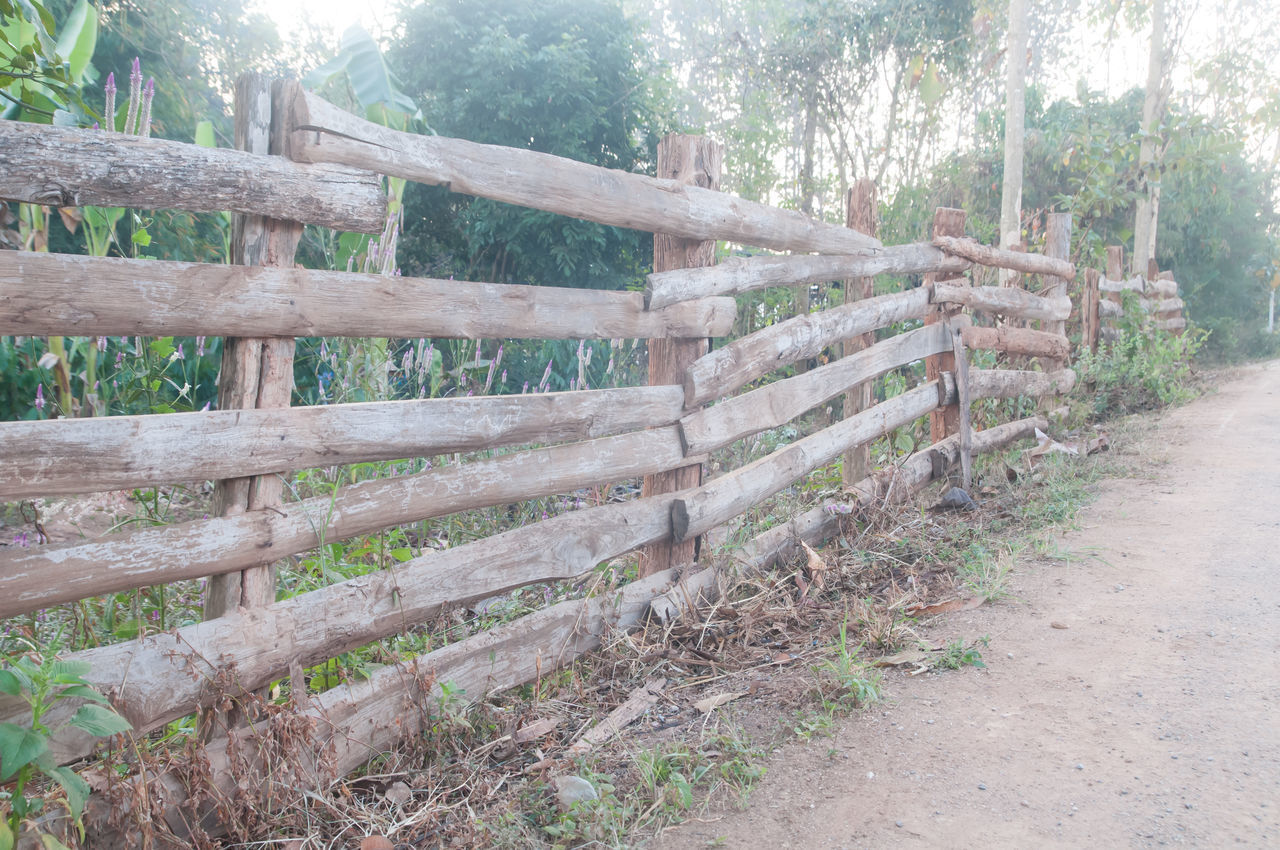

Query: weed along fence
[[1, 74, 1078, 844], [1080, 245, 1187, 352]]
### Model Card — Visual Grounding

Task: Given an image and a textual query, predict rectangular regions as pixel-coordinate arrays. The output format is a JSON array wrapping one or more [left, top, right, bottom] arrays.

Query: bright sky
[[253, 0, 397, 44]]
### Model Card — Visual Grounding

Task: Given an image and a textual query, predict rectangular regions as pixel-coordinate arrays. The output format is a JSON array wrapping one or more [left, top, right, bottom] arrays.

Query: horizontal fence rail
[[645, 244, 968, 309], [80, 412, 1050, 844], [0, 120, 386, 234], [0, 387, 685, 499], [0, 427, 696, 616], [2, 361, 1062, 765], [286, 88, 883, 255], [683, 286, 935, 406], [0, 251, 736, 339]]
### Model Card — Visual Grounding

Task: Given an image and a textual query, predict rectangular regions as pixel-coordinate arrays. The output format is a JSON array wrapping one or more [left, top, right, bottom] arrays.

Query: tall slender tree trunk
[[1133, 0, 1166, 277], [1000, 0, 1029, 286], [795, 86, 819, 372]]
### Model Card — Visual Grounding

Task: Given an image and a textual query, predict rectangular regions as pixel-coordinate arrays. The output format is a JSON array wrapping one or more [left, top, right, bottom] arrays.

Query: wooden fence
[[1080, 245, 1186, 352], [0, 75, 1077, 844]]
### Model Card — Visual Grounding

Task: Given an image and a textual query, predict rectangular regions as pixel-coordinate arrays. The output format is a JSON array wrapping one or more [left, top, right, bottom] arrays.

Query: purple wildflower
[[103, 72, 116, 131], [139, 78, 155, 138], [123, 58, 142, 135], [97, 336, 107, 352], [196, 336, 206, 356], [34, 384, 44, 411]]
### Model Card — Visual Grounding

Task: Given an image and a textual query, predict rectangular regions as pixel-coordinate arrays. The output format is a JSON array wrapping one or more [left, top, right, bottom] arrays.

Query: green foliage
[[1075, 293, 1207, 417], [0, 0, 95, 123], [0, 633, 131, 844], [934, 636, 988, 671], [391, 0, 667, 291]]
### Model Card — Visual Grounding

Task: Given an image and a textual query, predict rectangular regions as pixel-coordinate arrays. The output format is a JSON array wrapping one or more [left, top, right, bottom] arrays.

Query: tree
[[999, 0, 1029, 283], [390, 0, 668, 292]]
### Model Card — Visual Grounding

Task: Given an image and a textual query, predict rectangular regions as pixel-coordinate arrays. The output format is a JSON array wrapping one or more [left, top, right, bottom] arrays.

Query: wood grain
[[644, 242, 967, 309], [682, 287, 934, 407], [0, 427, 692, 618], [932, 282, 1072, 322], [0, 118, 385, 234], [0, 251, 736, 339], [0, 387, 685, 499], [678, 324, 952, 455], [287, 88, 882, 255]]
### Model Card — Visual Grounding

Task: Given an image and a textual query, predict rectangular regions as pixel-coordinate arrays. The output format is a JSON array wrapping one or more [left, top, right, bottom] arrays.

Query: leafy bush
[[1074, 293, 1207, 417]]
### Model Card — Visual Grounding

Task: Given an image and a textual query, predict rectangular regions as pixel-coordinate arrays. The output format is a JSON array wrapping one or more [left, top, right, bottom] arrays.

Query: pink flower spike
[[139, 78, 155, 138], [104, 72, 116, 130], [34, 384, 44, 410], [131, 57, 141, 83]]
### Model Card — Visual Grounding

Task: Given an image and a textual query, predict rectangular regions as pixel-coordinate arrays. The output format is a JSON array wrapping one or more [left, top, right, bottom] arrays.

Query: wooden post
[[924, 207, 965, 443], [841, 178, 876, 487], [951, 327, 973, 489], [204, 74, 304, 620], [1105, 246, 1123, 281], [640, 135, 722, 577], [1083, 268, 1101, 354], [1042, 213, 1071, 342]]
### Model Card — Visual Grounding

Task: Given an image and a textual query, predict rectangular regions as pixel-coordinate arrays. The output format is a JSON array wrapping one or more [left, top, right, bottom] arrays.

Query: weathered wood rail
[[1081, 246, 1187, 350], [0, 76, 1079, 846]]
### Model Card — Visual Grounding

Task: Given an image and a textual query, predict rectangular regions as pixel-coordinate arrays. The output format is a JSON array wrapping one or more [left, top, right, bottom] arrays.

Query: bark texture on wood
[[0, 251, 735, 339], [672, 382, 945, 543], [1082, 269, 1101, 354], [842, 178, 878, 485], [952, 327, 973, 489], [678, 324, 951, 456], [683, 287, 933, 407], [933, 236, 1074, 280], [644, 243, 966, 309], [0, 427, 692, 619], [653, 415, 1046, 624], [288, 89, 881, 255], [4, 487, 685, 764], [968, 367, 1076, 399], [81, 565, 689, 846], [1042, 212, 1072, 343], [0, 118, 385, 234], [1106, 246, 1125, 280], [0, 387, 685, 500], [1099, 277, 1145, 293], [960, 325, 1071, 361], [925, 208, 966, 442], [932, 282, 1072, 322], [641, 135, 721, 576], [207, 74, 302, 619]]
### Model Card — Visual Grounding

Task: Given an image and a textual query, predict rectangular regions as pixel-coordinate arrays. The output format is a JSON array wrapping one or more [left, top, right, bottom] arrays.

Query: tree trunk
[[1132, 0, 1166, 276], [999, 0, 1029, 286]]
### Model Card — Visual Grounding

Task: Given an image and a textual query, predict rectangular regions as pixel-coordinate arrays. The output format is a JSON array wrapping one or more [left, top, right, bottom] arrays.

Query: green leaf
[[0, 669, 21, 696], [0, 818, 13, 850], [43, 763, 89, 820], [307, 24, 416, 118], [131, 226, 151, 247], [53, 0, 97, 82], [48, 659, 92, 684], [0, 721, 49, 780], [68, 702, 131, 737], [51, 684, 107, 703], [39, 834, 73, 850], [193, 119, 215, 148]]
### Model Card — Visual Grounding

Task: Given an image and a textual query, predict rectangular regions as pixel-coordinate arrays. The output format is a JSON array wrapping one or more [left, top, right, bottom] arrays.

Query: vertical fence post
[[204, 73, 304, 621], [924, 207, 965, 443], [640, 134, 722, 578], [841, 178, 877, 487], [1043, 212, 1071, 346], [1083, 268, 1100, 354]]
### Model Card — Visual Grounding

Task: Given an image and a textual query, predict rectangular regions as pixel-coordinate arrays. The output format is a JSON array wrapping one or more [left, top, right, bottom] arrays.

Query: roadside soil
[[654, 359, 1280, 849]]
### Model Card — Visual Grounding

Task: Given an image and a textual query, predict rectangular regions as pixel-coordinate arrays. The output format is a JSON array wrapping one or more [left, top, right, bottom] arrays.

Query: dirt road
[[657, 360, 1280, 849]]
